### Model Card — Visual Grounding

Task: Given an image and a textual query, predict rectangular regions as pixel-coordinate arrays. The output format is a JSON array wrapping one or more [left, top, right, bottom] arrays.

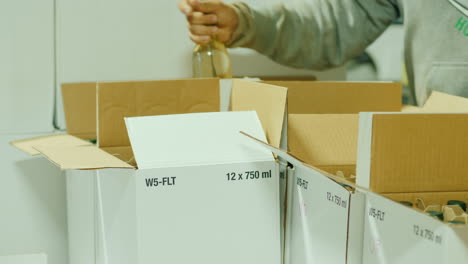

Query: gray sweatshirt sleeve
[[228, 0, 400, 70]]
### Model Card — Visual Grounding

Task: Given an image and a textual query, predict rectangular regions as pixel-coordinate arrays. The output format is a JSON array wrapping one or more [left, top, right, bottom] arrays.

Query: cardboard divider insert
[[383, 191, 468, 224], [384, 191, 468, 206]]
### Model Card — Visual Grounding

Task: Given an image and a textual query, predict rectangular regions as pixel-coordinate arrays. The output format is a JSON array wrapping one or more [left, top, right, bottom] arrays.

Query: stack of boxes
[[11, 79, 468, 264], [13, 79, 287, 264]]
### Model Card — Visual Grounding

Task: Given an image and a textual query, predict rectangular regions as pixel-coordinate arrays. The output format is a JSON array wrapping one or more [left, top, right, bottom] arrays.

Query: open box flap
[[357, 112, 468, 193], [241, 131, 359, 189], [230, 80, 287, 148], [97, 79, 220, 148], [423, 91, 468, 112], [11, 134, 93, 155], [287, 114, 358, 167], [125, 111, 273, 170], [240, 131, 304, 167], [61, 82, 97, 139], [33, 145, 133, 170], [263, 81, 402, 114]]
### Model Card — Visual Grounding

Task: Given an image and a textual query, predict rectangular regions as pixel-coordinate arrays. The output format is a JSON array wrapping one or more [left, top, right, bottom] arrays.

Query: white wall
[[0, 2, 67, 264], [0, 253, 47, 264], [0, 133, 67, 264], [0, 0, 55, 134]]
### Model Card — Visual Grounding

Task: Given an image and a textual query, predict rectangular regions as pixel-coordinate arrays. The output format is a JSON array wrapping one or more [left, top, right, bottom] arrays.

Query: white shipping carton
[[261, 81, 402, 262], [123, 111, 280, 264], [356, 112, 468, 263], [363, 192, 468, 264], [12, 79, 287, 264], [244, 134, 366, 264], [57, 80, 401, 264], [36, 111, 280, 264], [285, 163, 365, 264]]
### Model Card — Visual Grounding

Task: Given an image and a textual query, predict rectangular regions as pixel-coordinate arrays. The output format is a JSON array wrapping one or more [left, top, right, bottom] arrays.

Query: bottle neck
[[199, 37, 224, 48]]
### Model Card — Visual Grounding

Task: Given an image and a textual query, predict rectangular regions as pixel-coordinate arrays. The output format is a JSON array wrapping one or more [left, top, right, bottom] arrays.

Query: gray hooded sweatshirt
[[228, 0, 468, 106]]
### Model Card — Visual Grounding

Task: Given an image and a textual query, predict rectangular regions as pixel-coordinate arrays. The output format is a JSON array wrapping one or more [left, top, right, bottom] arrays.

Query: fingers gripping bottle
[[191, 0, 232, 78], [192, 37, 232, 78]]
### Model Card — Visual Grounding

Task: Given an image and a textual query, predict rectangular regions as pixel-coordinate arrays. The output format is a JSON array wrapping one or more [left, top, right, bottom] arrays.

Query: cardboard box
[[12, 79, 288, 264], [60, 80, 402, 177], [260, 81, 401, 264], [265, 81, 402, 178], [263, 81, 401, 229], [356, 112, 468, 263], [244, 133, 366, 264], [363, 191, 468, 264], [258, 81, 401, 264], [284, 163, 366, 264], [127, 111, 280, 264]]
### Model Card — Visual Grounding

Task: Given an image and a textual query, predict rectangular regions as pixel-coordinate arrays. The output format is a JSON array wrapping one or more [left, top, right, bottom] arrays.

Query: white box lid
[[125, 111, 273, 169]]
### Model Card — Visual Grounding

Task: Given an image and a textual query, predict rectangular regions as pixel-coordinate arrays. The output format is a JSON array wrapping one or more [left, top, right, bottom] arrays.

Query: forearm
[[228, 0, 399, 70]]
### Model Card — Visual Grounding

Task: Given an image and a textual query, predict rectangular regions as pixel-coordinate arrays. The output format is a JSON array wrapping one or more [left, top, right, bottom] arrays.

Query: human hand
[[178, 0, 239, 44]]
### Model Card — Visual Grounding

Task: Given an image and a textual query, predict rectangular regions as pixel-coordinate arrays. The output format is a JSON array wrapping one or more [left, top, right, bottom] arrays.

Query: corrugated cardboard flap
[[61, 82, 98, 139], [97, 79, 220, 148], [11, 134, 92, 155], [288, 114, 358, 168], [125, 112, 273, 170], [240, 131, 304, 167], [264, 81, 402, 114], [230, 80, 287, 148], [369, 113, 468, 193], [34, 145, 133, 170], [241, 131, 359, 189]]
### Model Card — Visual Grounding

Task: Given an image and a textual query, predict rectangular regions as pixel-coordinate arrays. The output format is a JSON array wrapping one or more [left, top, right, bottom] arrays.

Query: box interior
[[288, 114, 359, 178], [13, 79, 287, 170], [265, 81, 402, 179]]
